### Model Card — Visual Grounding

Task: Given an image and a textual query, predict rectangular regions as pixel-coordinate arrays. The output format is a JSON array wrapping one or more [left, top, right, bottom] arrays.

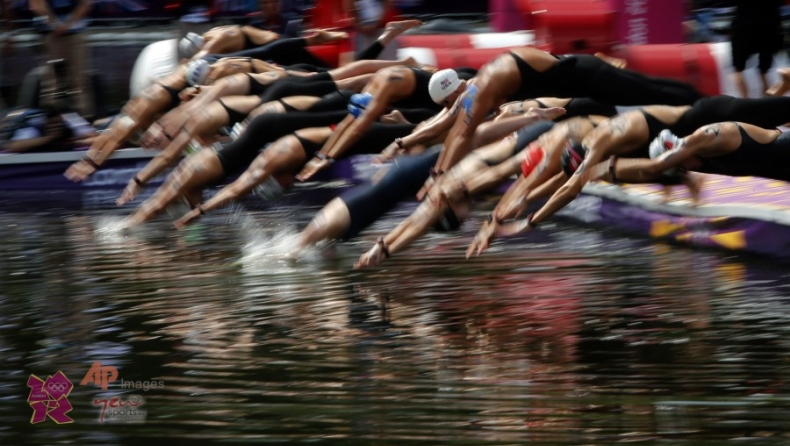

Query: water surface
[[1, 191, 790, 444]]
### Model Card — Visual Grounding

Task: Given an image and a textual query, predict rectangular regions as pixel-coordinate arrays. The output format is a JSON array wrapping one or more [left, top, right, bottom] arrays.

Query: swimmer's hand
[[466, 215, 535, 258], [466, 219, 498, 259], [64, 158, 97, 182], [494, 218, 534, 238], [296, 156, 331, 182], [116, 178, 142, 206], [173, 207, 201, 230], [373, 141, 402, 164], [354, 237, 389, 269], [500, 195, 530, 221]]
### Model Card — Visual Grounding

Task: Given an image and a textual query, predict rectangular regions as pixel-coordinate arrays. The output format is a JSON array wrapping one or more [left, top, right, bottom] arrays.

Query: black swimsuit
[[294, 133, 324, 158], [507, 51, 560, 101], [246, 73, 271, 96], [156, 82, 181, 109], [698, 124, 790, 181], [277, 98, 299, 113], [242, 30, 257, 51], [508, 51, 702, 106], [533, 99, 549, 108], [642, 110, 672, 141], [215, 110, 349, 175], [671, 95, 790, 137], [218, 99, 249, 125], [563, 98, 618, 119], [390, 68, 443, 112], [340, 147, 442, 240]]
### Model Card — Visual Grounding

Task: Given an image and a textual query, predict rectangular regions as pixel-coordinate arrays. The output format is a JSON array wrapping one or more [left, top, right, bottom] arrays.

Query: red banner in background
[[610, 0, 684, 45]]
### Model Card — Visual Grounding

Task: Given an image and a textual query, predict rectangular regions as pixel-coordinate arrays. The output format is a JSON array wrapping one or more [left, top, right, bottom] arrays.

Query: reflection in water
[[1, 201, 790, 444]]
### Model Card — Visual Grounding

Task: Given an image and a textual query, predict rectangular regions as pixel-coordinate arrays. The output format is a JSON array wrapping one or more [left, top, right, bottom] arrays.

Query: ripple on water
[[0, 203, 790, 444]]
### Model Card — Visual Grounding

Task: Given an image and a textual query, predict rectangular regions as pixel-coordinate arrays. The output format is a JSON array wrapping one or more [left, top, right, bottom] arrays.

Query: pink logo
[[27, 372, 74, 424], [440, 77, 452, 89]]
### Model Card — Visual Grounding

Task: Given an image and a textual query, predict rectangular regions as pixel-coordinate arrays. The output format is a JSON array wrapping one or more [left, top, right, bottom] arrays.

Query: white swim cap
[[428, 69, 462, 105], [178, 32, 205, 60], [649, 129, 679, 176], [648, 136, 667, 160], [185, 59, 210, 87]]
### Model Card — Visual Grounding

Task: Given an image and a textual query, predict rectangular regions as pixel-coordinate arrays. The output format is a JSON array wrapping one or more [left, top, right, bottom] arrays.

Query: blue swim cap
[[347, 93, 373, 118]]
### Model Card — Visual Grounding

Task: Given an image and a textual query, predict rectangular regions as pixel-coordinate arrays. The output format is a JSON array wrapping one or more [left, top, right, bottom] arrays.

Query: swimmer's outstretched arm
[[439, 152, 523, 201], [354, 189, 452, 269], [121, 149, 225, 228], [117, 96, 262, 205], [64, 72, 188, 182], [434, 86, 497, 172], [415, 96, 546, 200], [355, 135, 520, 268], [296, 89, 393, 181], [376, 106, 457, 162], [625, 124, 730, 178], [155, 71, 286, 142], [173, 134, 312, 229], [515, 123, 721, 231], [465, 172, 567, 258]]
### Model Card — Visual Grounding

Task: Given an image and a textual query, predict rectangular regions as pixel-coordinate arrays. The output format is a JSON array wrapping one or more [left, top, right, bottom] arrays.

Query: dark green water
[[2, 195, 790, 445]]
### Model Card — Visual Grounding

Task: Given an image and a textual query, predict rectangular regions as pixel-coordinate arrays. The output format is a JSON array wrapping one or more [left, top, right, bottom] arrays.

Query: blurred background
[[2, 0, 790, 117], [0, 0, 490, 115]]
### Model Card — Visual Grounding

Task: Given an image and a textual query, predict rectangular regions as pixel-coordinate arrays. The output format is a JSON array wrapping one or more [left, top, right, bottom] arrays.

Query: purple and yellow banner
[[563, 174, 790, 259]]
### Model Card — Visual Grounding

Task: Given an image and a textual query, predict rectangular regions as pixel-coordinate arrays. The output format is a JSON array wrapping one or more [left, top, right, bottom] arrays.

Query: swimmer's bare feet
[[379, 20, 422, 46], [527, 106, 566, 122], [401, 56, 420, 68], [658, 185, 673, 204], [595, 52, 627, 69], [658, 172, 703, 205], [380, 110, 409, 124], [307, 29, 349, 45], [766, 67, 790, 96], [683, 171, 704, 206]]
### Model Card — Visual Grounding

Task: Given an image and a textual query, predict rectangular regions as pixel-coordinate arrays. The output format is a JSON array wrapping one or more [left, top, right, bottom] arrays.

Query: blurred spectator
[[1, 1, 14, 57], [282, 0, 311, 15], [729, 0, 783, 97], [248, 0, 298, 35], [29, 0, 93, 117], [345, 0, 395, 60]]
